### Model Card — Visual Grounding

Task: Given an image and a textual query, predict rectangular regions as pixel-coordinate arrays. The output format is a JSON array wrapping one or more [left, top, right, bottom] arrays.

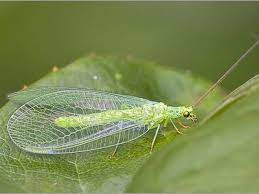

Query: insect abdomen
[[55, 108, 141, 128], [55, 103, 168, 128]]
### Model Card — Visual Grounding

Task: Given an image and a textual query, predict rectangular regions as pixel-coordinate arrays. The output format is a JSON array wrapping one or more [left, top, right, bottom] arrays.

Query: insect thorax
[[139, 103, 170, 125], [140, 103, 192, 127]]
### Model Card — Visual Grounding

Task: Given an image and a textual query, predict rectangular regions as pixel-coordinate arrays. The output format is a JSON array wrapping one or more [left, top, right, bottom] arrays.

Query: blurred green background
[[0, 2, 259, 106]]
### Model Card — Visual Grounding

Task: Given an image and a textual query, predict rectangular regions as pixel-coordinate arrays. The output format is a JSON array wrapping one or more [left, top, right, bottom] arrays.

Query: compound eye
[[183, 111, 190, 118]]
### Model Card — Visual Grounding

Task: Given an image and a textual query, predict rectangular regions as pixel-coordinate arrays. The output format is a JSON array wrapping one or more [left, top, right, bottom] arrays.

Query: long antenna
[[193, 39, 259, 107]]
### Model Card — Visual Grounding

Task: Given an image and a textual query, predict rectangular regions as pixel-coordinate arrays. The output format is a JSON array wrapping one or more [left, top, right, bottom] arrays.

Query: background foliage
[[0, 2, 259, 193], [0, 56, 222, 192], [0, 2, 259, 106], [127, 75, 259, 192]]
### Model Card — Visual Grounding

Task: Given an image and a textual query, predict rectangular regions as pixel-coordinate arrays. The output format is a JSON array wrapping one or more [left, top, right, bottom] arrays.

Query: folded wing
[[7, 88, 155, 154]]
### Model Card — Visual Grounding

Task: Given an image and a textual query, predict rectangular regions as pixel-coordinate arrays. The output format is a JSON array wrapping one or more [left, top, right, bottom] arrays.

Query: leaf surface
[[0, 56, 222, 192], [127, 75, 259, 192]]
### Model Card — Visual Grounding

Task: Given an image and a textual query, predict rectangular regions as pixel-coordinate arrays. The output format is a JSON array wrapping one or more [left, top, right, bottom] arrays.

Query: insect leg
[[170, 119, 184, 134], [163, 118, 169, 128], [111, 145, 119, 157], [150, 124, 160, 152], [177, 120, 191, 129], [111, 131, 122, 157]]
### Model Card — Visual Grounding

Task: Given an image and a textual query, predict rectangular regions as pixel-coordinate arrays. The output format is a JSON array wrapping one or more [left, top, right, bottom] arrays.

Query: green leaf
[[127, 75, 259, 193], [0, 56, 222, 192]]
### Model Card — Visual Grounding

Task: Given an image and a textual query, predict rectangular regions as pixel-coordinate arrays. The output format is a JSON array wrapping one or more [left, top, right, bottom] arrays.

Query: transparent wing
[[8, 87, 68, 103], [8, 87, 152, 106], [31, 121, 150, 154], [7, 88, 155, 154]]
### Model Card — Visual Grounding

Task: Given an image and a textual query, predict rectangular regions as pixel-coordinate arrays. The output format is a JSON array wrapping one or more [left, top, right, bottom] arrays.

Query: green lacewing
[[7, 40, 259, 154]]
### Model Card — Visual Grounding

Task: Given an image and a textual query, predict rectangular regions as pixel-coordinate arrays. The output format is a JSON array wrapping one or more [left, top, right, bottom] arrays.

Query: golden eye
[[183, 111, 190, 117]]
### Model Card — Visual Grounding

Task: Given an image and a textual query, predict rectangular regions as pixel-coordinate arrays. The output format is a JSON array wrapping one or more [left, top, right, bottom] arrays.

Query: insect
[[7, 40, 259, 155]]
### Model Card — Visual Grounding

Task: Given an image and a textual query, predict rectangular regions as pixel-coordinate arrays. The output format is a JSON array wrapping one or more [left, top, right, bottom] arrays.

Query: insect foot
[[177, 120, 191, 129]]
